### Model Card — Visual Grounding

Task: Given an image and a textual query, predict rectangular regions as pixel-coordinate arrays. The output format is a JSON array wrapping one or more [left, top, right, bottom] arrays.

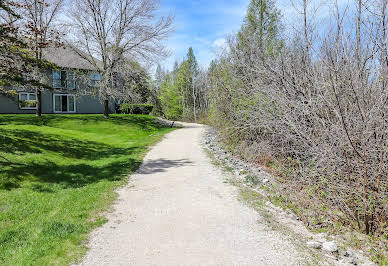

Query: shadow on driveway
[[137, 159, 193, 175]]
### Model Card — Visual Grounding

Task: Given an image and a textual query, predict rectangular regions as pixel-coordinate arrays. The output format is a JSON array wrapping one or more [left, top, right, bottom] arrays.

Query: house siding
[[1, 48, 116, 115], [0, 90, 114, 114]]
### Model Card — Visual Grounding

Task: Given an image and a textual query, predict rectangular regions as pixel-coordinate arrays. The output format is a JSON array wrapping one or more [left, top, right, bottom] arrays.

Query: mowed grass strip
[[0, 114, 175, 265]]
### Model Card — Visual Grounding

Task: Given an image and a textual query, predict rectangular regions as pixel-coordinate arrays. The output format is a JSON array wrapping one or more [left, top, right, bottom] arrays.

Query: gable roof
[[42, 46, 102, 71]]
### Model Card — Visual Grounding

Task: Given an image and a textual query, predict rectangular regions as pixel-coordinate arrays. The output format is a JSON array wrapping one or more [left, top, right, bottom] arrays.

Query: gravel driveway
[[79, 123, 307, 265]]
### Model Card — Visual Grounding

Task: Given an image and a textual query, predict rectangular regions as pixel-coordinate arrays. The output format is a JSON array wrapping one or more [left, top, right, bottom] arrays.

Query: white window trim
[[19, 92, 37, 110], [53, 94, 77, 113]]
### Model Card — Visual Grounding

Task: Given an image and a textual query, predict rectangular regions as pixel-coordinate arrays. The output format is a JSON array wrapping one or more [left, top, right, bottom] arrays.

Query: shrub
[[120, 104, 154, 115]]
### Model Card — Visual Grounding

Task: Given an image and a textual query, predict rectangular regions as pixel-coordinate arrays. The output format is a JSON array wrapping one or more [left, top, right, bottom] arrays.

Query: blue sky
[[158, 0, 349, 71], [159, 0, 250, 71]]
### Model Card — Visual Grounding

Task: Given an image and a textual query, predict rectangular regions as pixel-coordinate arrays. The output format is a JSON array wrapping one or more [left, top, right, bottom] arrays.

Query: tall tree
[[154, 64, 165, 91], [16, 0, 64, 116], [185, 47, 199, 121], [0, 0, 56, 98], [186, 47, 198, 77], [69, 0, 174, 118], [237, 0, 282, 55], [159, 73, 182, 120]]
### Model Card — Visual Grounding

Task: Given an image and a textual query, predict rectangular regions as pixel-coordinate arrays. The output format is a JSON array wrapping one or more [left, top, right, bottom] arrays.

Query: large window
[[53, 94, 76, 113], [53, 70, 76, 89], [19, 92, 37, 109]]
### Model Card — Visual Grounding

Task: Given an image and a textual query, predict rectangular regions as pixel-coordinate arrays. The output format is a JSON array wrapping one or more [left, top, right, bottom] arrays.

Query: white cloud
[[212, 38, 227, 49], [157, 0, 250, 70]]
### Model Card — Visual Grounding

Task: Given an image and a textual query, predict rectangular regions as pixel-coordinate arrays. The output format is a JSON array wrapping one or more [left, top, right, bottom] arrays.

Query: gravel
[[78, 123, 307, 265]]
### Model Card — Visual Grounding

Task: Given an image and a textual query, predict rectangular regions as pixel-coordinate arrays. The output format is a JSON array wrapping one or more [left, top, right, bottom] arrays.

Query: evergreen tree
[[159, 74, 182, 119], [186, 47, 199, 77], [172, 60, 179, 79], [154, 64, 165, 91], [237, 0, 283, 54]]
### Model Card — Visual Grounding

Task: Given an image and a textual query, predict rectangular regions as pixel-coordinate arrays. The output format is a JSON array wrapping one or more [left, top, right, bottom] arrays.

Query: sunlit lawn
[[0, 114, 174, 265]]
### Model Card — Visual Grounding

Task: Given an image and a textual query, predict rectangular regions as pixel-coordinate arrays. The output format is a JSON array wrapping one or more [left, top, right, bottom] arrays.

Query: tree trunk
[[303, 0, 309, 60], [36, 88, 42, 117], [104, 99, 109, 118]]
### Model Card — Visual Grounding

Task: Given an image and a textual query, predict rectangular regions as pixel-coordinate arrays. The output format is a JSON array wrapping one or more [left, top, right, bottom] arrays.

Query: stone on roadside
[[314, 232, 328, 243], [344, 248, 354, 257], [322, 241, 338, 252], [307, 241, 322, 249], [339, 257, 358, 265]]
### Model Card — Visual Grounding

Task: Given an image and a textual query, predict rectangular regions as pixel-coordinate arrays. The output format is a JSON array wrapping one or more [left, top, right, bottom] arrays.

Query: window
[[67, 71, 76, 89], [89, 73, 101, 87], [19, 93, 37, 109], [53, 70, 61, 88], [53, 70, 76, 89], [53, 94, 76, 113]]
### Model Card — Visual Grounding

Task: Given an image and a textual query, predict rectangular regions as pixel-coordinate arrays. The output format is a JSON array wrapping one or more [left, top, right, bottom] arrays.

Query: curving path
[[79, 123, 306, 265]]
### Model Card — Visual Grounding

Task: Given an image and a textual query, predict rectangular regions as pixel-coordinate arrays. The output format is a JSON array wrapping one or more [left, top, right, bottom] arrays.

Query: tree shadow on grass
[[0, 114, 168, 130], [0, 128, 133, 160], [0, 157, 142, 190], [0, 127, 144, 190]]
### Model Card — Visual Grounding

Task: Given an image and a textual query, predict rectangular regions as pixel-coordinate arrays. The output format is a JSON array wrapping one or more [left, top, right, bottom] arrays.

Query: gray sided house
[[0, 47, 115, 114]]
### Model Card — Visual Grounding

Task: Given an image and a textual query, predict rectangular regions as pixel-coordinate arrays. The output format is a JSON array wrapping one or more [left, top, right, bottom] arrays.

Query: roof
[[42, 46, 102, 71]]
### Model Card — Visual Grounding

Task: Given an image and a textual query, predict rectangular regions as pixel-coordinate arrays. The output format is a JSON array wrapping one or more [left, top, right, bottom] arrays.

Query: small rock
[[339, 257, 358, 265], [307, 241, 322, 249], [314, 232, 328, 243], [322, 241, 338, 252], [344, 248, 354, 257], [348, 257, 358, 265], [315, 232, 328, 239], [262, 178, 269, 184]]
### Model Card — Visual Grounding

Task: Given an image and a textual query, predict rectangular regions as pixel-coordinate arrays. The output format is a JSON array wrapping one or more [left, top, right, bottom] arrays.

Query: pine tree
[[186, 47, 198, 77], [154, 64, 165, 91], [237, 0, 283, 55]]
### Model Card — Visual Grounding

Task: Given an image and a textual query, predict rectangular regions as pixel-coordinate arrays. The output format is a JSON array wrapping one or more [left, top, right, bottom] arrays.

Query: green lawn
[[0, 114, 175, 265]]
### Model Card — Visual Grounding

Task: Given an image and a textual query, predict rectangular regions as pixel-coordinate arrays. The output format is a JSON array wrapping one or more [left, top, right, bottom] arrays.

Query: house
[[0, 46, 115, 114]]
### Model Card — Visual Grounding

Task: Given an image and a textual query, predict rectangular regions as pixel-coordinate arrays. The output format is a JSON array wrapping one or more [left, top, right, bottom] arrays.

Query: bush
[[120, 104, 154, 115]]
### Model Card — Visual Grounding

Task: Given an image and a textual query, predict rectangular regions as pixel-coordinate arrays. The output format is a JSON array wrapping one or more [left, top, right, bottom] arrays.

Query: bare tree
[[208, 0, 387, 237], [68, 0, 174, 117]]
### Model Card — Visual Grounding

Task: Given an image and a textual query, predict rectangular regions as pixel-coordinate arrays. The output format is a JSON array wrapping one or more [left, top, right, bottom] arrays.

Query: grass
[[0, 114, 175, 265]]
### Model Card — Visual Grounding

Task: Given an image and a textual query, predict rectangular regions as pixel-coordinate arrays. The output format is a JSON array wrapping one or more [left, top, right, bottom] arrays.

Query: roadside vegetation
[[0, 114, 174, 265], [205, 0, 387, 257], [153, 0, 387, 263]]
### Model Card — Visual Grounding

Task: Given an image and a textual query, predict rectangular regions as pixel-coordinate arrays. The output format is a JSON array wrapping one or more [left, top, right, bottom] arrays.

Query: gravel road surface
[[79, 123, 307, 265]]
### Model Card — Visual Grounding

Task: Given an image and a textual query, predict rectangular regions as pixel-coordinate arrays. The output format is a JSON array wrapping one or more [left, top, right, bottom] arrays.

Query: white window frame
[[18, 92, 37, 110], [53, 94, 77, 113]]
